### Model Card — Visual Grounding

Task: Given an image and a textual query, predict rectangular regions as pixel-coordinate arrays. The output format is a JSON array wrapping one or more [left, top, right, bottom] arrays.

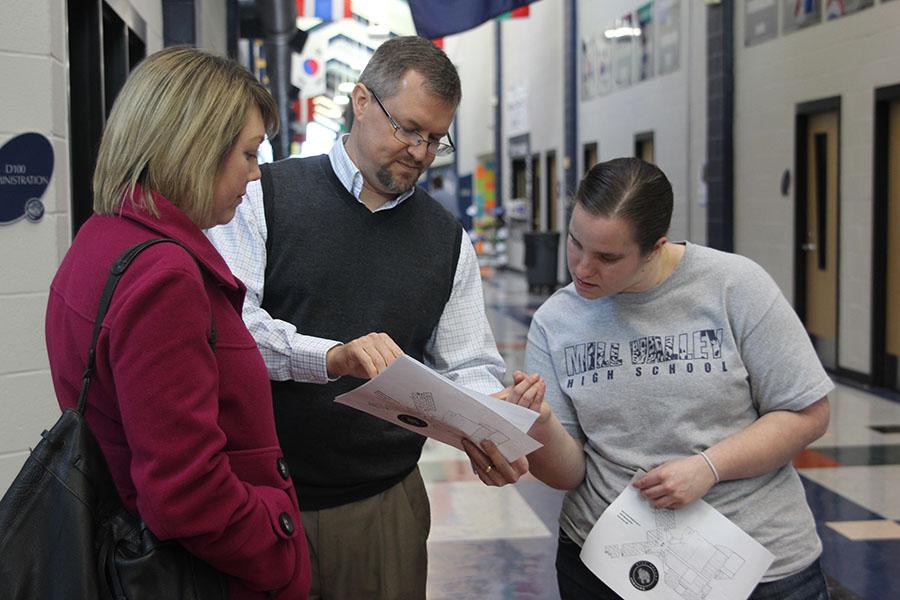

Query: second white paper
[[580, 482, 775, 600]]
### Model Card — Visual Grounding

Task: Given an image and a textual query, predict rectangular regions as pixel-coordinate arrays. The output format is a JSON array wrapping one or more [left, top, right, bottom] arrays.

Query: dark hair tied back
[[575, 157, 673, 255]]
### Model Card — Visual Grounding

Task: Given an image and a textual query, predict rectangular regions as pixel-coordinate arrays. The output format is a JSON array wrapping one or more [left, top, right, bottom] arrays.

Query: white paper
[[580, 480, 775, 600], [334, 355, 543, 462]]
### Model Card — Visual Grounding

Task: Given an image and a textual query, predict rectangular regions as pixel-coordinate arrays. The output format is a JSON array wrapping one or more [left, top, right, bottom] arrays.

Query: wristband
[[696, 450, 720, 483]]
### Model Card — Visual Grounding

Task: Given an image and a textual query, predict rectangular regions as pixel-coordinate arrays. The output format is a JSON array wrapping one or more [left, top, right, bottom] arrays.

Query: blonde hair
[[93, 47, 278, 225]]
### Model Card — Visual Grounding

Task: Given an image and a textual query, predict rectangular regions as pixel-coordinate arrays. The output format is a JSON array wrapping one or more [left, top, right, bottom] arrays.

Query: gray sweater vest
[[260, 154, 462, 510]]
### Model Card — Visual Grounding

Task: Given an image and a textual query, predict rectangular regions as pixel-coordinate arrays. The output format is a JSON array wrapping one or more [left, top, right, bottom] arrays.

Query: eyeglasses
[[369, 89, 455, 156]]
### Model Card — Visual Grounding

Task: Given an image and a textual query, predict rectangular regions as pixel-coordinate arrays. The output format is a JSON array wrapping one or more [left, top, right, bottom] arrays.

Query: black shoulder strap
[[76, 238, 216, 414]]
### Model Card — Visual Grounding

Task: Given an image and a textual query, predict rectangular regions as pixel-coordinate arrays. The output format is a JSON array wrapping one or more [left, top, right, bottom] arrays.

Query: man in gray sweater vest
[[209, 36, 545, 599]]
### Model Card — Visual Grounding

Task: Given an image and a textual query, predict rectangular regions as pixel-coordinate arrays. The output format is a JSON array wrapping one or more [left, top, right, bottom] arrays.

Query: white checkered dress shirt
[[206, 138, 505, 394]]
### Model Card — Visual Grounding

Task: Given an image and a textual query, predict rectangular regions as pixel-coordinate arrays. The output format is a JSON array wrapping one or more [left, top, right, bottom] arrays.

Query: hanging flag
[[408, 0, 540, 39], [292, 42, 327, 97], [296, 0, 352, 23], [496, 6, 531, 20]]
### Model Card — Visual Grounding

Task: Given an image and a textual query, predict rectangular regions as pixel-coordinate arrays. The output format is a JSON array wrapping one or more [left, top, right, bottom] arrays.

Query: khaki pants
[[300, 468, 430, 600]]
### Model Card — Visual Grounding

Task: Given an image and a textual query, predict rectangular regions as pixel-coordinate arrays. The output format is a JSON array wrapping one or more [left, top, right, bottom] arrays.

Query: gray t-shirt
[[525, 242, 834, 581]]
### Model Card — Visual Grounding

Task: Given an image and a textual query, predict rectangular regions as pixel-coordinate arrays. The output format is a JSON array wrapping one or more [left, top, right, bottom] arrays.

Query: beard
[[376, 159, 424, 193]]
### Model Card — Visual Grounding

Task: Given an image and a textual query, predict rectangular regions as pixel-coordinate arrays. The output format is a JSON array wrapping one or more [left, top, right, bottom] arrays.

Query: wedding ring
[[484, 464, 494, 474]]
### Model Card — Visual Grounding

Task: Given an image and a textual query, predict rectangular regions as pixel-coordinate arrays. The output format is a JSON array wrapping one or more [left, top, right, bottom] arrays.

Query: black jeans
[[555, 529, 830, 600]]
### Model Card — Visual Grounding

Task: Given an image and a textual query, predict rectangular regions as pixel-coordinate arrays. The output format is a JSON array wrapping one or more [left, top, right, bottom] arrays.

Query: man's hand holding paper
[[334, 356, 544, 471], [462, 370, 547, 486]]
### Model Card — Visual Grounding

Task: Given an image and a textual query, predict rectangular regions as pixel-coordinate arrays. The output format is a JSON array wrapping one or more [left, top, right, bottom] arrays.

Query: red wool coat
[[45, 190, 310, 599]]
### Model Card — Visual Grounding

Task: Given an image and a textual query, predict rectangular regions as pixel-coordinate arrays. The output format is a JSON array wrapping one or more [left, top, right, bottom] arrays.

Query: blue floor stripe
[[802, 477, 900, 600]]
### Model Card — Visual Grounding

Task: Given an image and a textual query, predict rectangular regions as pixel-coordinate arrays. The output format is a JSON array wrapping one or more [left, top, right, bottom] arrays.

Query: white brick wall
[[577, 0, 708, 245], [500, 0, 565, 271], [0, 0, 71, 495], [447, 0, 706, 277], [448, 1, 567, 273], [734, 0, 900, 375], [687, 2, 708, 246], [445, 22, 496, 179], [446, 6, 566, 273], [1, 0, 57, 57], [0, 0, 164, 497]]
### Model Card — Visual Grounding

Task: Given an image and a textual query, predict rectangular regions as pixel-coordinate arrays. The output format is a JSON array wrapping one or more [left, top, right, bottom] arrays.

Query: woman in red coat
[[45, 47, 311, 599]]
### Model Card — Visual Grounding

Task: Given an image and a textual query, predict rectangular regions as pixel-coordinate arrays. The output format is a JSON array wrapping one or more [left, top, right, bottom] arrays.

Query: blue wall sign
[[0, 133, 54, 225]]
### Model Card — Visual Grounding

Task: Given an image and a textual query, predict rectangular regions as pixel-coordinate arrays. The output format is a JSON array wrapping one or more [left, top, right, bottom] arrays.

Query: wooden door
[[531, 154, 542, 231], [546, 151, 558, 231], [584, 142, 598, 174], [803, 111, 839, 367], [635, 133, 654, 164], [886, 101, 900, 378]]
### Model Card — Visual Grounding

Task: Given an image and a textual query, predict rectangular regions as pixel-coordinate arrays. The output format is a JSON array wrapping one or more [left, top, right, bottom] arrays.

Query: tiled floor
[[421, 270, 900, 600]]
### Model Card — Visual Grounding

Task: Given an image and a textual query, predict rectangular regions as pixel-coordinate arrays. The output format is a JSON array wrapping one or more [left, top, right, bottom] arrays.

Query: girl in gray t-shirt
[[503, 158, 833, 600]]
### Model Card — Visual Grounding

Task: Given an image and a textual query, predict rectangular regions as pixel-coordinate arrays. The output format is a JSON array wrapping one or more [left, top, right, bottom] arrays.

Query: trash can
[[523, 231, 560, 294]]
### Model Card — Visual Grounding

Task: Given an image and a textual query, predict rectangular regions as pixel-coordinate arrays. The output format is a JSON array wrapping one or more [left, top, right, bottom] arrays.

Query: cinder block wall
[[0, 0, 164, 496], [577, 0, 708, 246], [0, 0, 75, 494], [733, 0, 900, 374]]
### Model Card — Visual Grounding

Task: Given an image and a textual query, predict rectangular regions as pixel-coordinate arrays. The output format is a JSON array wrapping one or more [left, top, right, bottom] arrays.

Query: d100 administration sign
[[0, 133, 53, 225]]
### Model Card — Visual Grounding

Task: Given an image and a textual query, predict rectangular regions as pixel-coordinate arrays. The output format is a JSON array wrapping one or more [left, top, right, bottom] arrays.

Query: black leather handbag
[[0, 239, 227, 600]]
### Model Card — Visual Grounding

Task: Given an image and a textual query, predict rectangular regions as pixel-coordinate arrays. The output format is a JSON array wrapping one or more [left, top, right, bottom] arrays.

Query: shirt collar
[[328, 135, 416, 211], [118, 186, 242, 290]]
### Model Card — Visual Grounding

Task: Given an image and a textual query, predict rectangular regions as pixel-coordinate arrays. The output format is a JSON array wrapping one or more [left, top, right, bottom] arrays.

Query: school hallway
[[421, 270, 900, 600]]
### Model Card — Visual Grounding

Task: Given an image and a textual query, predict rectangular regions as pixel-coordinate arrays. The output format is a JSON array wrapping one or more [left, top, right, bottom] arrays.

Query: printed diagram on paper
[[336, 355, 542, 462], [604, 507, 747, 599], [580, 484, 774, 600], [367, 389, 513, 447]]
